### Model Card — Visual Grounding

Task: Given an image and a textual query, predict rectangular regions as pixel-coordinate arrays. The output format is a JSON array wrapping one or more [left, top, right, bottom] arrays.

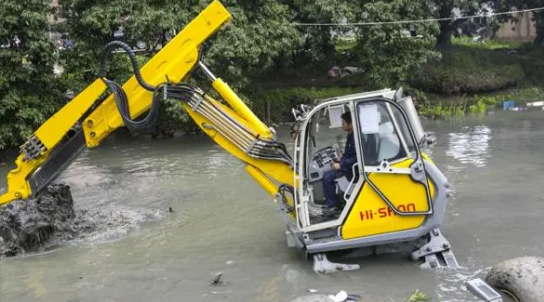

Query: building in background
[[48, 0, 64, 25], [495, 12, 537, 41]]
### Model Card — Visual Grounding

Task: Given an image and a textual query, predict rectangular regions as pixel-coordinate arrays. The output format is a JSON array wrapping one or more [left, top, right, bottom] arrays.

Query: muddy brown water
[[0, 110, 543, 302]]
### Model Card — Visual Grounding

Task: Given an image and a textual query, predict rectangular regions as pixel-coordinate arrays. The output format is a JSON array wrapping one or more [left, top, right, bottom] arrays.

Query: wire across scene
[[288, 7, 544, 27]]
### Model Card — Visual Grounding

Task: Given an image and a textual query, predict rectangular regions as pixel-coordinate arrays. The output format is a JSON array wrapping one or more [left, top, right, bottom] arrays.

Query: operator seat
[[335, 162, 360, 198]]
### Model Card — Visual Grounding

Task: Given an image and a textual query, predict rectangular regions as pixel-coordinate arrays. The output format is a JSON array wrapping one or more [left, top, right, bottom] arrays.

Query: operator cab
[[302, 103, 355, 214], [293, 88, 432, 232]]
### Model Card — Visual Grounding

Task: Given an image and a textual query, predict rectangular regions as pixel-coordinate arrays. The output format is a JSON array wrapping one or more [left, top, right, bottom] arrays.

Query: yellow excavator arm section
[[0, 0, 294, 205]]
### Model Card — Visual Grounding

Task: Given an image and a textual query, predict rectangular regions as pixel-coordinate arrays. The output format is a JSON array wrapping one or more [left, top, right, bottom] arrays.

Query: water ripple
[[446, 126, 492, 168]]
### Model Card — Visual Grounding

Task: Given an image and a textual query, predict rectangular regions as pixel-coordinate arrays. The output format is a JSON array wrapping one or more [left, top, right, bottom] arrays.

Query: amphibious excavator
[[0, 0, 459, 273]]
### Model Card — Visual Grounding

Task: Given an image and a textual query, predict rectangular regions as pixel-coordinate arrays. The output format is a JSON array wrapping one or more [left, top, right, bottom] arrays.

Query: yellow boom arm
[[0, 0, 294, 205]]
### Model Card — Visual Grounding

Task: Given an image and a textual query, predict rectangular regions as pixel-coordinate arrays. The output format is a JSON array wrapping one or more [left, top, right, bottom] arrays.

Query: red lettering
[[387, 207, 394, 217], [360, 204, 418, 222]]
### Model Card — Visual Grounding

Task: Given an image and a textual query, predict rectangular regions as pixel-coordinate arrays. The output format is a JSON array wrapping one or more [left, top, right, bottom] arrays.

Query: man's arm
[[339, 133, 357, 175], [340, 154, 357, 175]]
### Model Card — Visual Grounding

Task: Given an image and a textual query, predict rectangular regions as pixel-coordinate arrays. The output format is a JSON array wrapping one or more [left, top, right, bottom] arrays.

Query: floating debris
[[527, 101, 544, 107], [328, 290, 348, 302], [209, 272, 224, 286], [346, 294, 361, 301]]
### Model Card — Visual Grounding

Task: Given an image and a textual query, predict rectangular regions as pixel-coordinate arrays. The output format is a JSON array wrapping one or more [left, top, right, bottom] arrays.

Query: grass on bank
[[248, 86, 366, 124], [408, 45, 527, 95], [452, 36, 530, 50], [249, 36, 544, 122], [417, 86, 544, 119]]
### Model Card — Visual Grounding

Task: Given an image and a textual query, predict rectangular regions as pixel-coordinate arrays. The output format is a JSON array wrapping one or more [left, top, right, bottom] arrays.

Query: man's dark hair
[[341, 111, 352, 124]]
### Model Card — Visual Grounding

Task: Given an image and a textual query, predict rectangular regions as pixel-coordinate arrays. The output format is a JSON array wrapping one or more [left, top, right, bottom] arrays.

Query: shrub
[[410, 46, 526, 95]]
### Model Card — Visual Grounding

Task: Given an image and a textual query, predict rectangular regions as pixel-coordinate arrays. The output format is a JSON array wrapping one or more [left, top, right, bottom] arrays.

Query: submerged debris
[[209, 272, 224, 286]]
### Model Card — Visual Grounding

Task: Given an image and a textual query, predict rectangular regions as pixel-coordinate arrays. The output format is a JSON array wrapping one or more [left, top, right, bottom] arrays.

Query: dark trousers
[[323, 170, 341, 208]]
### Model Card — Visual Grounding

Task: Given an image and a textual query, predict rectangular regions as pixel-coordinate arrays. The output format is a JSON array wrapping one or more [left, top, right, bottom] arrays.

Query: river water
[[1, 110, 543, 302]]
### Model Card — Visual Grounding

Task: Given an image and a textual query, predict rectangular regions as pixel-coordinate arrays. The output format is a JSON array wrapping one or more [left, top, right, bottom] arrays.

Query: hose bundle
[[98, 40, 292, 164]]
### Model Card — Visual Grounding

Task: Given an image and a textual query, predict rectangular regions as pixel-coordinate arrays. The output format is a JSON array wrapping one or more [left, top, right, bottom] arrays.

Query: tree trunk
[[436, 2, 455, 47], [437, 23, 455, 46], [533, 12, 544, 47]]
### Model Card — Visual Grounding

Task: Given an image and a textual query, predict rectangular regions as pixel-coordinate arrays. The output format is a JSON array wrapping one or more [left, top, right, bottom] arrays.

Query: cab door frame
[[353, 97, 434, 217], [294, 89, 395, 232]]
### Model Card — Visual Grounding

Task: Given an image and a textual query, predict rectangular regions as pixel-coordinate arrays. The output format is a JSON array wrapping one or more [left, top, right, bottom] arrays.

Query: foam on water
[[434, 266, 489, 302], [65, 206, 164, 244]]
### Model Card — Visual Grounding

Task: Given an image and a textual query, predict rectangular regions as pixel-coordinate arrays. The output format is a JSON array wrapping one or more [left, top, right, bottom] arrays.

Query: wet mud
[[0, 184, 75, 256], [0, 184, 162, 257]]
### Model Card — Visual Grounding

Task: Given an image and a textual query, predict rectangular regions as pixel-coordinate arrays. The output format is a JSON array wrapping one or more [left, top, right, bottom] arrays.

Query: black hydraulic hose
[[98, 40, 204, 132], [103, 79, 161, 132], [99, 40, 155, 91], [278, 184, 296, 213], [97, 41, 292, 163]]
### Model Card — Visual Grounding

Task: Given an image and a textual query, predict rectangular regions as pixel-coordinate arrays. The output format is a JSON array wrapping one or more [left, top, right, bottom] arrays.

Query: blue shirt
[[340, 132, 357, 180]]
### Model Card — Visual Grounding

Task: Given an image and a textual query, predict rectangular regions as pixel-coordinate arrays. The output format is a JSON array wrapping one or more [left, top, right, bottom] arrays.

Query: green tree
[[348, 0, 441, 87], [55, 0, 305, 132], [433, 0, 480, 46], [0, 0, 66, 150], [280, 0, 354, 67], [57, 0, 304, 90]]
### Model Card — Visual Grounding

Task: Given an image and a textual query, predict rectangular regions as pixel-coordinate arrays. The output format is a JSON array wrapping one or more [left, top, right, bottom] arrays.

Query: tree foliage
[[56, 0, 304, 90], [433, 0, 480, 46], [281, 0, 353, 66], [4, 0, 537, 149], [348, 0, 441, 87], [55, 0, 306, 133], [0, 0, 66, 150]]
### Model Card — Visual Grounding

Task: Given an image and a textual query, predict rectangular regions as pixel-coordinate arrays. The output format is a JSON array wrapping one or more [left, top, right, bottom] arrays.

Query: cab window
[[356, 101, 410, 166]]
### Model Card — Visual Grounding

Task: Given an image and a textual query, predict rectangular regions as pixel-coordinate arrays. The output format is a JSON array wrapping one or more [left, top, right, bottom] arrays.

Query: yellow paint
[[422, 152, 435, 165], [0, 80, 107, 204], [182, 96, 295, 187], [245, 164, 296, 217], [341, 159, 436, 239], [83, 0, 232, 147], [212, 78, 270, 137], [245, 165, 278, 197], [0, 155, 44, 204], [0, 1, 232, 204]]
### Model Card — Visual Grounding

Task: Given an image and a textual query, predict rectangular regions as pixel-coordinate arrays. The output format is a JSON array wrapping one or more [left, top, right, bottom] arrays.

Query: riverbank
[[247, 39, 544, 123]]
